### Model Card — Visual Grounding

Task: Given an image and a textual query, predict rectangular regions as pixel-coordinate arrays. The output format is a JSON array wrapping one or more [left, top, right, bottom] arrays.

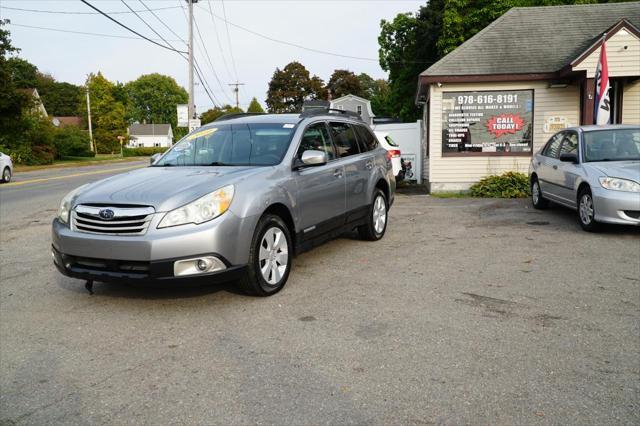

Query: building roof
[[52, 116, 82, 127], [129, 123, 172, 136], [421, 2, 640, 78]]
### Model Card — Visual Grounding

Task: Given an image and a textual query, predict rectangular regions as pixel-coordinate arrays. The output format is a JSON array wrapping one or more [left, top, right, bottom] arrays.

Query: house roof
[[421, 2, 640, 78], [52, 116, 82, 127], [129, 123, 172, 136]]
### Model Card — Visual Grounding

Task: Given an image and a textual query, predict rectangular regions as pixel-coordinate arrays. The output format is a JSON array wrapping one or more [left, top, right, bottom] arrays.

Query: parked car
[[529, 125, 640, 231], [374, 131, 403, 180], [0, 152, 13, 183], [52, 110, 395, 296]]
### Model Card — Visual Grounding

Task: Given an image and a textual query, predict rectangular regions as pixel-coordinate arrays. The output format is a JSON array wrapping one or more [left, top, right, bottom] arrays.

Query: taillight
[[386, 149, 401, 160]]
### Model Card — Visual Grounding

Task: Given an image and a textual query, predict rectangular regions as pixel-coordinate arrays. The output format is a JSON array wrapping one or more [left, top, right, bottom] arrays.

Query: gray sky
[[1, 0, 425, 113]]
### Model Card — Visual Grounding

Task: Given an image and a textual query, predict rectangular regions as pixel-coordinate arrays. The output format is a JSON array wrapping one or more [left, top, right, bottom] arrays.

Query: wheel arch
[[262, 202, 296, 251]]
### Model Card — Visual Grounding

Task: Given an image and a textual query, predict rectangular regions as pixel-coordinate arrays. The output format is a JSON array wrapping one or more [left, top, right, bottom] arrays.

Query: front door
[[536, 132, 564, 202], [294, 122, 345, 237], [554, 131, 580, 206]]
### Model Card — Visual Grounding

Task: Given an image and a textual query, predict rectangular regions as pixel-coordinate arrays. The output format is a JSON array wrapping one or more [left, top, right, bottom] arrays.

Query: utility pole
[[85, 87, 95, 152], [228, 82, 245, 109], [187, 0, 197, 122]]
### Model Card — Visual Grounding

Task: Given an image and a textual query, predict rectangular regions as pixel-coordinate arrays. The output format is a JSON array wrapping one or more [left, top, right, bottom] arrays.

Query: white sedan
[[0, 152, 13, 183], [374, 131, 403, 179]]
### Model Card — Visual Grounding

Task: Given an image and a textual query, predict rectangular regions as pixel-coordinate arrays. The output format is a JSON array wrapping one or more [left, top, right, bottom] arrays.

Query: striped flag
[[593, 38, 611, 125]]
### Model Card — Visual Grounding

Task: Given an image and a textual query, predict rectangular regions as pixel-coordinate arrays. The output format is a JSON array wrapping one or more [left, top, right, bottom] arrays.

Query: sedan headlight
[[158, 185, 234, 228], [599, 177, 640, 193], [57, 184, 89, 224]]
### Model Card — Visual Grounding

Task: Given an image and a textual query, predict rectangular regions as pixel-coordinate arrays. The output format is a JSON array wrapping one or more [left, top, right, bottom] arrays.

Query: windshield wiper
[[207, 162, 230, 166]]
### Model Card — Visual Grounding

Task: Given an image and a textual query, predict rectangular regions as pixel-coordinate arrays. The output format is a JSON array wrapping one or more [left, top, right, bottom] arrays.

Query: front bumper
[[592, 187, 640, 225], [52, 245, 247, 284]]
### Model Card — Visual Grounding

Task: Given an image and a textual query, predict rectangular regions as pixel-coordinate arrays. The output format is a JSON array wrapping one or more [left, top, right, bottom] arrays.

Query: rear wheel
[[1, 167, 10, 183], [237, 214, 292, 296], [578, 187, 600, 232], [531, 177, 549, 209], [358, 189, 388, 241]]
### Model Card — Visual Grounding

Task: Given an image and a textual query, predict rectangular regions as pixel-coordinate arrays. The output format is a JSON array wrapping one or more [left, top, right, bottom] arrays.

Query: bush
[[469, 171, 530, 198], [122, 146, 168, 157], [53, 126, 94, 158]]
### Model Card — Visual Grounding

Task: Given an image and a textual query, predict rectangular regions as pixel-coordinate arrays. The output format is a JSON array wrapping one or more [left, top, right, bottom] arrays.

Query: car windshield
[[154, 123, 295, 167], [583, 128, 640, 162]]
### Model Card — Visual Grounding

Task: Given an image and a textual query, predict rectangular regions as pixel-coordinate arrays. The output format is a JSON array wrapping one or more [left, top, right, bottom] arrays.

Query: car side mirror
[[299, 150, 327, 168], [150, 153, 162, 165], [559, 152, 578, 164]]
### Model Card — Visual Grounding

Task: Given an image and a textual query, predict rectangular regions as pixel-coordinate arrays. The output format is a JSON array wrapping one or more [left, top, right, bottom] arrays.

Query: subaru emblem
[[99, 209, 115, 220]]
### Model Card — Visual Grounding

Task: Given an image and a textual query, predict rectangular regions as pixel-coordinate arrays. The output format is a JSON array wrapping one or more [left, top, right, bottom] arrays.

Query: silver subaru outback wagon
[[52, 110, 395, 296]]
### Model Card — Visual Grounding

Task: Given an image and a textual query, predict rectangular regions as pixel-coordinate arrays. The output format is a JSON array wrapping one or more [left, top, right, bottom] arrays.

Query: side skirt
[[295, 205, 370, 255]]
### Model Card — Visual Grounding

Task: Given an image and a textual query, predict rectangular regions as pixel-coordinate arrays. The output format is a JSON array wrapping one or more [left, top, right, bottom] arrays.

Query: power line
[[5, 22, 181, 42], [0, 5, 183, 15], [193, 13, 234, 103], [219, 0, 239, 82], [80, 0, 187, 54], [205, 0, 233, 82], [137, 0, 186, 45]]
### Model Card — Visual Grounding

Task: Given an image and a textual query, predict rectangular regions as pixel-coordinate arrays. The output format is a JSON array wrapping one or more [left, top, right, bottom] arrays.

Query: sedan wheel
[[531, 178, 548, 209], [578, 188, 600, 232], [1, 167, 10, 183]]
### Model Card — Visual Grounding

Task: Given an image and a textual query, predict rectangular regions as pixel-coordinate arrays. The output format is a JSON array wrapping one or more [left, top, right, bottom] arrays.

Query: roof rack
[[214, 112, 265, 122], [299, 108, 362, 120]]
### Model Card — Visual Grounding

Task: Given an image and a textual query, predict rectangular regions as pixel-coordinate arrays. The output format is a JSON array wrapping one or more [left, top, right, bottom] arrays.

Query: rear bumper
[[592, 187, 640, 225], [52, 245, 247, 284]]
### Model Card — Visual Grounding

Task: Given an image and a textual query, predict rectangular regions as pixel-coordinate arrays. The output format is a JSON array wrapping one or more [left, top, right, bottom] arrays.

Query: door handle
[[365, 161, 373, 170], [552, 165, 558, 170], [333, 169, 343, 178]]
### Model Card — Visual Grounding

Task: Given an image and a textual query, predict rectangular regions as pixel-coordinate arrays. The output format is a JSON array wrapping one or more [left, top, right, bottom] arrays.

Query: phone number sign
[[441, 90, 534, 155]]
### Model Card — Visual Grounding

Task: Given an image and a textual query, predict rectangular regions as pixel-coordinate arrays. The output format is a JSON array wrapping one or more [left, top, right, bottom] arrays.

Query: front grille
[[72, 205, 155, 235], [623, 210, 640, 220], [66, 254, 150, 278]]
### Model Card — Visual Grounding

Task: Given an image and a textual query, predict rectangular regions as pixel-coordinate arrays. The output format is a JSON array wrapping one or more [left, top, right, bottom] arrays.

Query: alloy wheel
[[579, 193, 594, 225], [373, 195, 387, 234], [258, 227, 289, 285], [532, 181, 540, 205]]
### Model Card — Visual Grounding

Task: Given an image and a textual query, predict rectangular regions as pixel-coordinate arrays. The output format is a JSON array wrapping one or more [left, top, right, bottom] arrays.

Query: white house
[[128, 124, 173, 148], [330, 94, 375, 125]]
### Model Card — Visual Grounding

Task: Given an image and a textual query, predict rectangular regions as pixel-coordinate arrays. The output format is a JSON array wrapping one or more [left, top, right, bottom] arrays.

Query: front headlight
[[599, 177, 640, 193], [57, 184, 89, 224], [158, 185, 234, 228]]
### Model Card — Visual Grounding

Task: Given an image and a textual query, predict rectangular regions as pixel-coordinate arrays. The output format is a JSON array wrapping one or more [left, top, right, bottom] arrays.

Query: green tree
[[247, 97, 265, 113], [327, 69, 364, 99], [6, 57, 38, 88], [266, 62, 326, 113], [81, 72, 127, 153], [124, 73, 188, 132], [36, 73, 83, 116], [200, 105, 244, 125], [379, 0, 445, 122]]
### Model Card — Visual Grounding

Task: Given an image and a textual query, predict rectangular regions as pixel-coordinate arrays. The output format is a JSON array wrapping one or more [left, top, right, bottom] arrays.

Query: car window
[[296, 123, 335, 161], [384, 135, 399, 147], [328, 122, 360, 158], [583, 128, 640, 162], [560, 132, 578, 155], [542, 133, 563, 158], [354, 125, 378, 152]]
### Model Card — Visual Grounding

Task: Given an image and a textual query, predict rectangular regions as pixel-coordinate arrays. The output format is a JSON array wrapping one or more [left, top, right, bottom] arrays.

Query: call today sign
[[441, 90, 534, 155]]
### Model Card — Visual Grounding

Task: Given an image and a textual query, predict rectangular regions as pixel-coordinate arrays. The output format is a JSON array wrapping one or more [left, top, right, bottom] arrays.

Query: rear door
[[294, 122, 345, 236], [328, 122, 368, 219]]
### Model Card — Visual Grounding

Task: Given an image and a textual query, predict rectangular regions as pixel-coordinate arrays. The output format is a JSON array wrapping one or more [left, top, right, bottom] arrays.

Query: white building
[[128, 124, 173, 148]]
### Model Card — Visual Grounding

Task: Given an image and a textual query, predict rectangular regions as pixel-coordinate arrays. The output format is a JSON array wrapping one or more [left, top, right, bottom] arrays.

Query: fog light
[[173, 256, 226, 277]]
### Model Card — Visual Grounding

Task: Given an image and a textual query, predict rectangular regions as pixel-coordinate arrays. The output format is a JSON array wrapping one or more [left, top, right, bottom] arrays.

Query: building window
[[357, 105, 363, 116], [155, 143, 160, 147], [138, 143, 144, 148]]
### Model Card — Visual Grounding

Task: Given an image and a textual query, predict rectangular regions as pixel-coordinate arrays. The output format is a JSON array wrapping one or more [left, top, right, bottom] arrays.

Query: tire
[[1, 167, 10, 183], [578, 187, 601, 232], [237, 214, 292, 296], [358, 189, 388, 241], [531, 177, 549, 209]]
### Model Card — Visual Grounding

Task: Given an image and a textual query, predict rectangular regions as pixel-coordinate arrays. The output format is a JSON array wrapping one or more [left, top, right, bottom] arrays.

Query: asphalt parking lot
[[1, 184, 639, 425]]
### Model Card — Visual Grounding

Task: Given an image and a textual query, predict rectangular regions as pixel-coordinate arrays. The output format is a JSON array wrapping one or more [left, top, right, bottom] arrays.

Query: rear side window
[[329, 122, 360, 158], [542, 133, 563, 158], [354, 125, 378, 152]]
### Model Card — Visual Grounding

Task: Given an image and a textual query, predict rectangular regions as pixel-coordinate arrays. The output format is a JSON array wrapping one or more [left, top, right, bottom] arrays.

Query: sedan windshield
[[583, 128, 640, 162], [154, 123, 295, 167]]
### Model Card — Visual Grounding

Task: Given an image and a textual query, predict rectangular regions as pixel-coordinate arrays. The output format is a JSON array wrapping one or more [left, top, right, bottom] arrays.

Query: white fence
[[372, 121, 423, 184]]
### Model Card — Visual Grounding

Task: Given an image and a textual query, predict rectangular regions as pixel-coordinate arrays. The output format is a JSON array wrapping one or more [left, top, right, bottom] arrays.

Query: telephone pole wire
[[228, 82, 245, 109], [187, 0, 198, 122]]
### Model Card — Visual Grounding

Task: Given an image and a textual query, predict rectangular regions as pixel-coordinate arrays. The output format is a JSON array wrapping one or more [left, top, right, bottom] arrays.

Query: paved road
[[1, 169, 639, 425]]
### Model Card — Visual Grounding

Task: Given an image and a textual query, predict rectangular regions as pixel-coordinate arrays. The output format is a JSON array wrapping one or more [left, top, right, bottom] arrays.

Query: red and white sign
[[485, 113, 524, 138]]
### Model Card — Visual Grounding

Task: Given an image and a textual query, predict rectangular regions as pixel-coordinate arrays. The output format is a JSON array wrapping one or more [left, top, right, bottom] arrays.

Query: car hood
[[588, 161, 640, 182], [74, 166, 267, 212]]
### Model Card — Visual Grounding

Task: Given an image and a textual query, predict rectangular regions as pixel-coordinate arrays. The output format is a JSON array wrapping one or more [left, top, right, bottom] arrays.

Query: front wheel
[[358, 189, 388, 241], [578, 187, 600, 232], [1, 167, 11, 183], [237, 214, 292, 296]]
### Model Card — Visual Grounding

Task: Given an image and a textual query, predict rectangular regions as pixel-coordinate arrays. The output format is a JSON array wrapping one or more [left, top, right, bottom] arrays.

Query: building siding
[[330, 97, 374, 125], [426, 81, 580, 191], [622, 80, 640, 124], [572, 29, 640, 78]]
